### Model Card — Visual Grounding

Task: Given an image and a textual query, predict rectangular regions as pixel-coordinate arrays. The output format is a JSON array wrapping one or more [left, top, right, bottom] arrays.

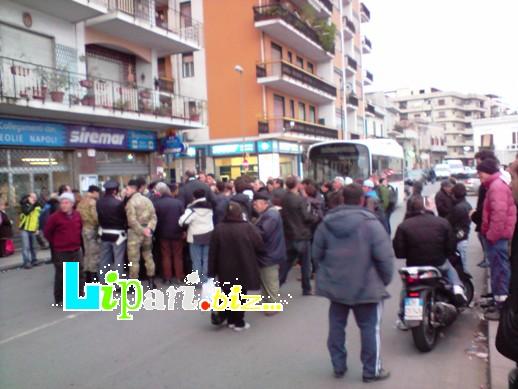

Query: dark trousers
[[53, 250, 84, 304], [221, 285, 247, 327], [327, 301, 383, 378], [279, 239, 312, 293], [159, 239, 184, 281]]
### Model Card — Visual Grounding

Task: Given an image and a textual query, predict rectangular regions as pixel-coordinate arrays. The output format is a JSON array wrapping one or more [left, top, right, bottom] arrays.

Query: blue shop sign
[[210, 142, 256, 156], [127, 130, 156, 151], [257, 140, 276, 153], [278, 141, 300, 154], [0, 119, 66, 147]]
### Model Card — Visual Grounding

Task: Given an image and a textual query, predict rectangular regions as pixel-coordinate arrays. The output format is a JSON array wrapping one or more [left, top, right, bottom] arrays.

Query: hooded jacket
[[178, 197, 214, 244], [312, 205, 394, 305], [482, 173, 517, 243]]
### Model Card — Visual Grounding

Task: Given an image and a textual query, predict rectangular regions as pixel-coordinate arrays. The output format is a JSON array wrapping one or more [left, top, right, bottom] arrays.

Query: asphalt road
[[0, 183, 488, 389]]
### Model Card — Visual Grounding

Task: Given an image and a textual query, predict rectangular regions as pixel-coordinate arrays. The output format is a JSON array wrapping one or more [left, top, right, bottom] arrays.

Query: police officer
[[97, 180, 127, 283], [125, 178, 157, 288], [77, 185, 101, 283]]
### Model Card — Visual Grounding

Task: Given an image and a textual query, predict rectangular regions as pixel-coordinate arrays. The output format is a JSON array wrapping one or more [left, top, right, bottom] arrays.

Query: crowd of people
[[4, 147, 518, 381]]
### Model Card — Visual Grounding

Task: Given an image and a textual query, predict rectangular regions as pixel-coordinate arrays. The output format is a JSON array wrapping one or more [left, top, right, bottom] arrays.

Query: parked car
[[452, 171, 480, 194], [434, 164, 451, 179]]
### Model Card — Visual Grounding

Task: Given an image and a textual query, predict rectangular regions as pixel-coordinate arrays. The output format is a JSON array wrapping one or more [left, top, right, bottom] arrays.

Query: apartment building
[[170, 0, 371, 182], [0, 0, 206, 207], [364, 91, 398, 139], [388, 88, 490, 166], [473, 115, 518, 166]]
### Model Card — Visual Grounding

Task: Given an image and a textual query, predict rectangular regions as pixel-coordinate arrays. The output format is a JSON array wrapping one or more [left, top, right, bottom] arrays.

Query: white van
[[445, 159, 464, 175], [434, 164, 451, 179]]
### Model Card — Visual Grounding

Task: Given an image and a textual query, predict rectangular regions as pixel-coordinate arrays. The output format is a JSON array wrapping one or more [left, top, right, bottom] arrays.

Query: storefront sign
[[211, 142, 256, 156], [0, 119, 66, 147], [278, 142, 300, 154], [0, 119, 157, 151], [257, 140, 275, 153], [163, 135, 186, 154]]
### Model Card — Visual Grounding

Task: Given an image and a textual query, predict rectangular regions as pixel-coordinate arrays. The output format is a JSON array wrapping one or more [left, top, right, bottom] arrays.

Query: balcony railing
[[260, 117, 338, 139], [360, 3, 371, 21], [257, 61, 337, 97], [363, 37, 372, 50], [365, 71, 374, 82], [156, 77, 175, 93], [0, 56, 206, 123], [319, 0, 333, 12], [344, 16, 356, 33], [253, 4, 335, 54], [346, 56, 358, 70], [366, 103, 375, 115], [107, 0, 202, 46]]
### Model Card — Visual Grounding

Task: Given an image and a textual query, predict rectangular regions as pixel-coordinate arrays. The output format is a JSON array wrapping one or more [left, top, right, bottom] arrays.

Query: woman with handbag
[[0, 200, 14, 257]]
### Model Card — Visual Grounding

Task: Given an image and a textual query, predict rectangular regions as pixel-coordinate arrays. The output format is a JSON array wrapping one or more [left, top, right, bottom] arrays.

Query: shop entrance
[[214, 156, 258, 181]]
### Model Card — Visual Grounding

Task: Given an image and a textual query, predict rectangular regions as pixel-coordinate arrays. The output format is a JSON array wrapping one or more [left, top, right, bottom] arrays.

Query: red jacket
[[482, 173, 517, 243], [43, 210, 83, 253]]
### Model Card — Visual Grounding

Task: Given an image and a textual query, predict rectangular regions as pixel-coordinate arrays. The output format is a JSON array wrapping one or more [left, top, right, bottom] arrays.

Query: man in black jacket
[[177, 170, 216, 208], [435, 179, 455, 218], [253, 192, 286, 310], [97, 180, 127, 283], [279, 176, 318, 295], [154, 182, 185, 284]]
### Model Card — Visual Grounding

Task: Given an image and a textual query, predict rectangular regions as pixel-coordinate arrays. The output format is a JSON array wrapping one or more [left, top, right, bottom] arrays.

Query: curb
[[0, 258, 52, 272]]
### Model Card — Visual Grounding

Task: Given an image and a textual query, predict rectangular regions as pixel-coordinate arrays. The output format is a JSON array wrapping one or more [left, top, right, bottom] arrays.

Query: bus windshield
[[308, 143, 370, 183]]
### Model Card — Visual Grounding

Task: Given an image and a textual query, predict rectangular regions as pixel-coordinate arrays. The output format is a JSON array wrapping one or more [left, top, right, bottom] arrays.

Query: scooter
[[398, 253, 474, 352]]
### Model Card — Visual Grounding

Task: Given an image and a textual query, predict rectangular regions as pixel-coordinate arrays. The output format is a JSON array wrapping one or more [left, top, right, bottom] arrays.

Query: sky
[[362, 0, 518, 108]]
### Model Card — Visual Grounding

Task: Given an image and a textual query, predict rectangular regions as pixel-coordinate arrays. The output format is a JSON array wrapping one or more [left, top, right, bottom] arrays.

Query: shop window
[[182, 53, 194, 78], [298, 102, 306, 121]]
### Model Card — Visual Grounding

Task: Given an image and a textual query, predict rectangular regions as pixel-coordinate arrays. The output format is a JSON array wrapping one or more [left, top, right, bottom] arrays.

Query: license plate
[[404, 298, 423, 321]]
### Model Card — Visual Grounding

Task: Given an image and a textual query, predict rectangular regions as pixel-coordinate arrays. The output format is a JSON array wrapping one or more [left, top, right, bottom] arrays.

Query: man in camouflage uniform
[[77, 185, 101, 283], [125, 178, 157, 288]]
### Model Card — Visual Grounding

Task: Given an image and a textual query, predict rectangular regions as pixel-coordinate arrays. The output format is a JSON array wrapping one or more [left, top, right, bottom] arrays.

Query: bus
[[306, 139, 405, 205]]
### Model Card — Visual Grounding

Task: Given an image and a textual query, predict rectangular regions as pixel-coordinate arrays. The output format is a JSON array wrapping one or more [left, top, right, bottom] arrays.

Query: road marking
[[0, 313, 81, 346]]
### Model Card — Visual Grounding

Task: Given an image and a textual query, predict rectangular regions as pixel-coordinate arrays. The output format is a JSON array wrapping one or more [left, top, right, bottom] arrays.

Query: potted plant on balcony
[[47, 67, 69, 103]]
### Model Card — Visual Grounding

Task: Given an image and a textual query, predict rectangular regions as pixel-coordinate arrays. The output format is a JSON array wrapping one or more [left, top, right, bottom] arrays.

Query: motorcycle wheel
[[462, 278, 474, 306], [411, 292, 437, 352]]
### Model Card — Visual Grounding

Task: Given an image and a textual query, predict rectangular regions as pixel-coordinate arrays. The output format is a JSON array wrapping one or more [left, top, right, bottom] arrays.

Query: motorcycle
[[398, 253, 474, 352]]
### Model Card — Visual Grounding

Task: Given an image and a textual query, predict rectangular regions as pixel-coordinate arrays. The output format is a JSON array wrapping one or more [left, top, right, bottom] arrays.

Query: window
[[399, 102, 407, 109], [307, 62, 314, 74], [298, 102, 306, 121], [182, 53, 194, 78], [287, 51, 292, 63], [274, 95, 285, 117], [438, 111, 446, 118], [296, 56, 304, 68], [438, 99, 445, 106], [180, 1, 192, 27], [481, 134, 494, 148], [289, 99, 295, 118], [414, 114, 421, 118], [309, 106, 316, 123]]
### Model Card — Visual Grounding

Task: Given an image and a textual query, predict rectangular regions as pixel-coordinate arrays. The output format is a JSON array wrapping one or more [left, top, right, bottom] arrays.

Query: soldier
[[125, 178, 157, 288], [97, 180, 127, 283], [77, 185, 100, 283]]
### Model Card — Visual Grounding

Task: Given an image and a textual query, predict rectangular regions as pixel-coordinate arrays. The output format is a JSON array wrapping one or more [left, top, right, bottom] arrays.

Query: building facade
[[473, 115, 518, 166], [388, 88, 491, 165], [0, 0, 206, 210]]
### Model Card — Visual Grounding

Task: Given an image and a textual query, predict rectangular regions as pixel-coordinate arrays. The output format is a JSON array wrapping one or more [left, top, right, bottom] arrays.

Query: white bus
[[307, 139, 405, 205]]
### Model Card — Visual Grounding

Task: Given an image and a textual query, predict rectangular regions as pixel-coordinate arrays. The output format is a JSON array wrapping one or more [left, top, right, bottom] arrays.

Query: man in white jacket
[[179, 189, 214, 283]]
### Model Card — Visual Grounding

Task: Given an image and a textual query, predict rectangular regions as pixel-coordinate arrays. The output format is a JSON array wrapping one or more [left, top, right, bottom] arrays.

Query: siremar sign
[[67, 126, 127, 149]]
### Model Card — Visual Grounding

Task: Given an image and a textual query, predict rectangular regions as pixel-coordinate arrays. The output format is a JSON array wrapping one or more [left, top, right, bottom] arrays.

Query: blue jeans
[[98, 240, 127, 283], [189, 243, 209, 283], [21, 230, 37, 266], [280, 239, 312, 294], [486, 239, 511, 302], [328, 301, 384, 378], [457, 240, 469, 271]]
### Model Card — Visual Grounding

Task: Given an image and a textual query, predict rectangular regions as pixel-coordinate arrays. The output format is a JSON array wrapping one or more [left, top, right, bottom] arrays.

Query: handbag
[[4, 239, 14, 256]]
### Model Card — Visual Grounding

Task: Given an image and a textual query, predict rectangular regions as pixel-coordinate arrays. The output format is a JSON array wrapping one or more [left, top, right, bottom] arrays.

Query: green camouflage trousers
[[81, 228, 100, 273], [127, 229, 155, 279]]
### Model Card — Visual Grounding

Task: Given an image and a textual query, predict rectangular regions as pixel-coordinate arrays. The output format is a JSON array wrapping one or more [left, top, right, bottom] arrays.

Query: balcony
[[345, 55, 357, 76], [343, 16, 356, 40], [256, 61, 336, 104], [364, 70, 373, 85], [13, 0, 108, 23], [291, 0, 333, 17], [346, 93, 359, 110], [360, 3, 371, 22], [253, 4, 335, 63], [362, 37, 372, 54], [260, 117, 338, 139], [86, 0, 202, 56], [0, 56, 205, 130], [366, 103, 375, 116]]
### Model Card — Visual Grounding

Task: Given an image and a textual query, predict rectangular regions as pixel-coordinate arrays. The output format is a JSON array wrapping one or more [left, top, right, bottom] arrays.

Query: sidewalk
[[0, 248, 52, 272]]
